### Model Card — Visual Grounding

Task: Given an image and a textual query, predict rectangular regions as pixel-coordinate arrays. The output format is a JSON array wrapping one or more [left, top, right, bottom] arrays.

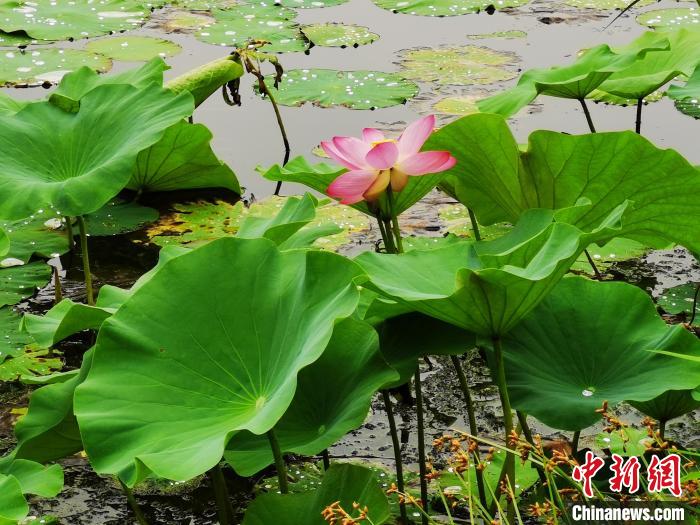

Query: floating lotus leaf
[[595, 29, 700, 101], [74, 237, 364, 485], [261, 156, 443, 218], [637, 7, 700, 30], [301, 23, 378, 48], [85, 35, 181, 61], [156, 10, 213, 32], [0, 84, 193, 220], [629, 389, 700, 424], [478, 42, 665, 116], [571, 238, 650, 274], [196, 5, 307, 53], [657, 283, 699, 323], [130, 121, 239, 193], [148, 200, 241, 247], [84, 199, 159, 236], [356, 208, 622, 336], [225, 319, 397, 476], [398, 45, 518, 86], [426, 113, 700, 253], [371, 0, 530, 17], [595, 427, 653, 456], [434, 94, 482, 115], [668, 64, 700, 119], [466, 30, 526, 39], [0, 344, 62, 381], [564, 0, 655, 8], [0, 31, 37, 46], [170, 0, 236, 9], [0, 458, 63, 524], [242, 463, 391, 525], [0, 47, 111, 86], [21, 299, 115, 348], [266, 69, 418, 109], [0, 262, 51, 307], [500, 276, 700, 431], [0, 208, 68, 264], [0, 307, 33, 363], [250, 0, 350, 7], [0, 0, 154, 41]]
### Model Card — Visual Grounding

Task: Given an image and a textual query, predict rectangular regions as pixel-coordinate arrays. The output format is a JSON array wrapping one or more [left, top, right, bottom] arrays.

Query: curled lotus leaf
[[0, 83, 193, 220], [0, 47, 111, 87], [224, 318, 398, 476], [74, 237, 364, 485], [85, 35, 182, 61], [426, 113, 700, 254], [356, 207, 624, 336], [0, 0, 156, 41], [0, 458, 63, 523], [499, 276, 700, 431], [370, 0, 531, 17]]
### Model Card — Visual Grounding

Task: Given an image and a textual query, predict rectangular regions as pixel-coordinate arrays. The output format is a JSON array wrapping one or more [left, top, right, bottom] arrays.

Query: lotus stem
[[208, 464, 234, 525], [578, 99, 596, 133], [382, 390, 408, 523], [386, 187, 404, 253], [376, 213, 396, 254], [517, 411, 547, 483], [450, 355, 487, 508], [584, 249, 602, 278], [492, 336, 516, 523], [65, 216, 74, 250], [635, 98, 643, 134], [322, 449, 331, 471], [659, 420, 666, 442], [467, 208, 482, 241], [257, 76, 290, 196], [689, 284, 699, 326], [76, 216, 94, 306], [414, 367, 429, 525], [267, 429, 289, 494], [52, 265, 62, 305], [119, 480, 149, 525], [572, 430, 581, 456]]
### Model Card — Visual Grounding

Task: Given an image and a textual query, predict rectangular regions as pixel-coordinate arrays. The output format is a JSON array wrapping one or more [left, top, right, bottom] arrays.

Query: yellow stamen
[[370, 138, 398, 147]]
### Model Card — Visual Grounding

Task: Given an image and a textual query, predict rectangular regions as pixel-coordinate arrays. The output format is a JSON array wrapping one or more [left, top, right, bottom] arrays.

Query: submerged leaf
[[265, 69, 419, 109], [0, 47, 111, 87], [85, 35, 181, 61], [75, 237, 364, 485], [500, 276, 700, 431]]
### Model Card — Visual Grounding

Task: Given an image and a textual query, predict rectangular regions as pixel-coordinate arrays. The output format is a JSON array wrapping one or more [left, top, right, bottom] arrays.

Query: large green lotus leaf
[[84, 199, 158, 236], [0, 306, 33, 363], [500, 276, 700, 431], [356, 208, 621, 336], [85, 35, 181, 61], [0, 84, 193, 220], [0, 0, 154, 41], [0, 262, 51, 307], [0, 473, 27, 523], [74, 237, 364, 485], [0, 208, 69, 264], [595, 29, 700, 100], [225, 319, 397, 476], [129, 120, 239, 193], [398, 45, 518, 86], [301, 23, 378, 48], [242, 463, 391, 525], [261, 156, 446, 218], [0, 228, 7, 257], [0, 458, 63, 524], [629, 389, 700, 423], [637, 7, 700, 31], [668, 63, 700, 119], [21, 299, 115, 348], [49, 58, 168, 112], [371, 0, 530, 17], [426, 113, 700, 253], [266, 69, 419, 109], [236, 193, 321, 246], [12, 349, 93, 463], [0, 47, 111, 87], [165, 56, 244, 107], [0, 345, 62, 381], [196, 5, 308, 53], [0, 91, 26, 116], [478, 42, 666, 117]]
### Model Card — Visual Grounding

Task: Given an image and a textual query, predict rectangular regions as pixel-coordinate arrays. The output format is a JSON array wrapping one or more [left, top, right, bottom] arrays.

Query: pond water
[[1, 0, 699, 523]]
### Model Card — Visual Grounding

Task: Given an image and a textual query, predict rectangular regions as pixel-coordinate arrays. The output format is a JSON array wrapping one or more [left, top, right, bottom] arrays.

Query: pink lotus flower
[[321, 115, 457, 205]]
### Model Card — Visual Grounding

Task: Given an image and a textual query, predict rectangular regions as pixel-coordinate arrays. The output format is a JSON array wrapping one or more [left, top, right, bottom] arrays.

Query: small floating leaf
[[433, 94, 482, 115], [0, 48, 111, 87], [266, 69, 418, 109], [155, 10, 214, 32], [251, 0, 350, 7], [0, 262, 51, 307], [371, 0, 531, 17], [0, 209, 70, 264], [0, 344, 62, 381], [302, 23, 378, 48], [195, 5, 307, 53], [657, 282, 700, 321], [398, 45, 519, 86], [85, 36, 181, 61], [637, 7, 700, 30], [466, 29, 526, 39], [84, 199, 159, 236], [572, 237, 651, 274]]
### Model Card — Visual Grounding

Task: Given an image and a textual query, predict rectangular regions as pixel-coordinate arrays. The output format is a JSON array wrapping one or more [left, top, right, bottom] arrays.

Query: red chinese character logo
[[647, 454, 681, 497], [572, 451, 605, 498], [608, 454, 641, 493]]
